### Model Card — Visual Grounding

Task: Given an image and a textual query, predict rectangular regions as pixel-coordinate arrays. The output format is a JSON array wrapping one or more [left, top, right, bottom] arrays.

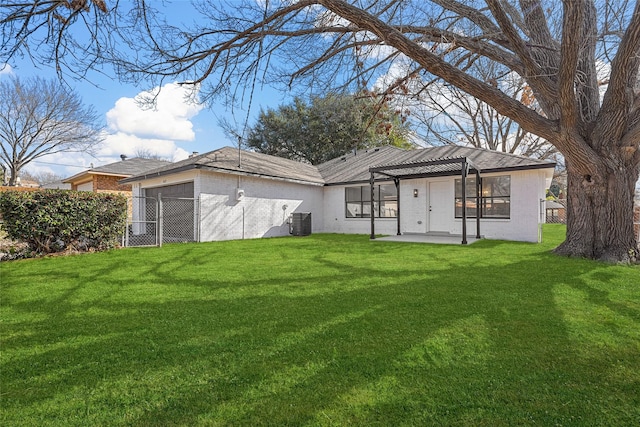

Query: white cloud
[[23, 151, 95, 179], [29, 82, 203, 178], [0, 63, 14, 75], [98, 132, 182, 159], [372, 60, 413, 92], [596, 60, 611, 103], [98, 82, 203, 163], [106, 82, 203, 141]]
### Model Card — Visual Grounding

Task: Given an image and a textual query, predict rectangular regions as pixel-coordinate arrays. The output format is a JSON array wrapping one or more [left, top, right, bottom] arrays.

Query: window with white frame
[[455, 176, 510, 219], [345, 184, 397, 218]]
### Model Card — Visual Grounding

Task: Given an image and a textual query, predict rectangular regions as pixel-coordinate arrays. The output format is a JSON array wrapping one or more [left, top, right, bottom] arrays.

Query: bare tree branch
[[596, 0, 640, 145], [318, 0, 558, 142], [486, 0, 557, 113], [0, 76, 103, 185]]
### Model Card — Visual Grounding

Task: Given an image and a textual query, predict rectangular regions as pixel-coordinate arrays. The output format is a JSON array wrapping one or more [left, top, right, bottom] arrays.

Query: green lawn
[[1, 225, 639, 426]]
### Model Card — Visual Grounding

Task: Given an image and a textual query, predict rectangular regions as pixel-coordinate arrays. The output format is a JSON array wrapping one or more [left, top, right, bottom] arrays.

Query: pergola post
[[476, 171, 481, 239], [394, 178, 401, 235], [370, 172, 375, 239], [461, 160, 468, 245]]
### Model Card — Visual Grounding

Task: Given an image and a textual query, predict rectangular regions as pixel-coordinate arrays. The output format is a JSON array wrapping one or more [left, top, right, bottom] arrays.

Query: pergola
[[369, 156, 482, 244]]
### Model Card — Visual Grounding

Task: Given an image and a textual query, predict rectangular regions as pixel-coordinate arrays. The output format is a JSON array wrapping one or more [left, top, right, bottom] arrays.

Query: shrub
[[0, 190, 127, 255]]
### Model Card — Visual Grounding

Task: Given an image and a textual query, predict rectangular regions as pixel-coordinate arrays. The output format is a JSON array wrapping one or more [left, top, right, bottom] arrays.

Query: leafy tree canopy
[[246, 93, 413, 164]]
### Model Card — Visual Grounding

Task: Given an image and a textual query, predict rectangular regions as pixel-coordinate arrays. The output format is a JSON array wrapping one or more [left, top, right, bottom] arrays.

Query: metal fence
[[123, 195, 198, 247], [543, 198, 640, 243], [124, 196, 158, 247], [159, 197, 198, 244], [544, 197, 567, 224]]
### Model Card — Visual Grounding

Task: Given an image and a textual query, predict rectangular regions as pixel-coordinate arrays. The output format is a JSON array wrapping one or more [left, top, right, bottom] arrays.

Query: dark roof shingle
[[64, 157, 171, 183], [122, 145, 556, 186], [91, 158, 171, 175], [317, 145, 556, 184], [121, 147, 325, 185]]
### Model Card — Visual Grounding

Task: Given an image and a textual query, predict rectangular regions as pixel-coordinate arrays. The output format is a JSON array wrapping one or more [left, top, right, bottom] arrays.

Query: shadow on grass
[[1, 233, 639, 425]]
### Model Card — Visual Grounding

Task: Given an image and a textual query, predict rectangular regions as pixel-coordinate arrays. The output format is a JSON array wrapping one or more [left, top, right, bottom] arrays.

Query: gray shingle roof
[[317, 145, 556, 184], [64, 157, 171, 183], [545, 200, 566, 209], [120, 147, 325, 185], [122, 145, 556, 186], [91, 158, 171, 175]]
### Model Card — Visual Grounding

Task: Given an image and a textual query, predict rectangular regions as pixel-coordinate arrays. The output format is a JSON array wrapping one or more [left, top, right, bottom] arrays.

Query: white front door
[[428, 180, 450, 232]]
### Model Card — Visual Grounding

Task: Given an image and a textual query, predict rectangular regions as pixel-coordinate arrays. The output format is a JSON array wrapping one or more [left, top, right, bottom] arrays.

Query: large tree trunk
[[555, 151, 639, 263], [8, 165, 18, 186]]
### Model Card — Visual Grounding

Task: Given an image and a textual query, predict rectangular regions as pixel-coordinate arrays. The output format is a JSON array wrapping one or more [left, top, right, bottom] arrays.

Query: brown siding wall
[[95, 175, 131, 192]]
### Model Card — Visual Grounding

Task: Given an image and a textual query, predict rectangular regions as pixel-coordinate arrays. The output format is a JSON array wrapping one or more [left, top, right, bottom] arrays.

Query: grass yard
[[1, 225, 639, 426]]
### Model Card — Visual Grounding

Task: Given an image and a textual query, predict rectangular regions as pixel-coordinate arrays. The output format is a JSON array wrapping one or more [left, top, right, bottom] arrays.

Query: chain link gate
[[124, 195, 198, 247], [159, 197, 198, 244], [124, 196, 158, 247]]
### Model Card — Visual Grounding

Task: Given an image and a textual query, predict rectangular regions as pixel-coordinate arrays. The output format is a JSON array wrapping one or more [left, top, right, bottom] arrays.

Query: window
[[345, 184, 397, 218], [455, 176, 510, 219]]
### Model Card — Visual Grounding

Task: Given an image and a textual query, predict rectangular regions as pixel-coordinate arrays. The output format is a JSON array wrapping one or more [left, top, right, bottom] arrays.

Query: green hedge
[[0, 190, 127, 255]]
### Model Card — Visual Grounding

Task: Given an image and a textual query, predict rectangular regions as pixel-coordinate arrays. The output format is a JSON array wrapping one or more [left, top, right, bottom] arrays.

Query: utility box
[[289, 212, 312, 236]]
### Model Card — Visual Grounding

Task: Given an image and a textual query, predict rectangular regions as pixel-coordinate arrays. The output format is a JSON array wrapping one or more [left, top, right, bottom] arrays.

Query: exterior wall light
[[413, 189, 419, 197]]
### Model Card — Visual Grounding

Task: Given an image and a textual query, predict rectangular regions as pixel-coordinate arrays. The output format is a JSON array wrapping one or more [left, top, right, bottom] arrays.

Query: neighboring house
[[121, 145, 556, 243], [41, 181, 71, 190], [63, 156, 171, 194], [545, 199, 566, 224]]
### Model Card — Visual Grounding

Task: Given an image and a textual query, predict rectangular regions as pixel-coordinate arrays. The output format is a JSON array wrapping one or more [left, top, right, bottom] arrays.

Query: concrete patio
[[373, 232, 482, 245]]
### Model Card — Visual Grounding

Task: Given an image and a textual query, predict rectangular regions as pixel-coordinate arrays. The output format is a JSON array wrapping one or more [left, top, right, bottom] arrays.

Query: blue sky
[[1, 3, 293, 179], [4, 1, 637, 192]]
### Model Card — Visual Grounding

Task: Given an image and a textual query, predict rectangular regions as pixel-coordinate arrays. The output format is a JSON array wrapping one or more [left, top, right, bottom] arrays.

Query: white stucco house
[[120, 145, 555, 244]]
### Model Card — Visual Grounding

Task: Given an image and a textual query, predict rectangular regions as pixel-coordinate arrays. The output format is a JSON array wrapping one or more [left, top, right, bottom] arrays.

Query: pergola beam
[[369, 156, 479, 173]]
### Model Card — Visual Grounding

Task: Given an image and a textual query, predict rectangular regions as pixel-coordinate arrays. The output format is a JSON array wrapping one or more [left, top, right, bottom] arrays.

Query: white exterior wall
[[322, 170, 552, 242], [128, 166, 551, 243], [135, 171, 199, 194], [198, 171, 324, 241], [321, 179, 436, 236], [450, 170, 547, 242], [322, 183, 399, 235]]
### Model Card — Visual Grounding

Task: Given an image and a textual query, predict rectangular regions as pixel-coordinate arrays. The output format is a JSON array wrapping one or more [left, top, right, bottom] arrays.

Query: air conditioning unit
[[236, 188, 245, 200], [289, 212, 312, 236]]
